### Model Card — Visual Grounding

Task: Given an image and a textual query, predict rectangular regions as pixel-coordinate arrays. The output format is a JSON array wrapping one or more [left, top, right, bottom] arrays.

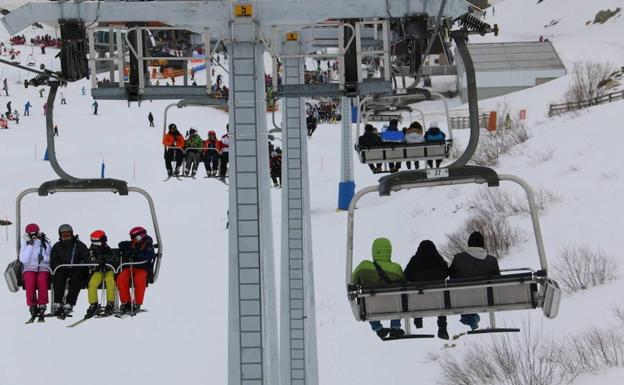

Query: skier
[[85, 230, 118, 318], [352, 237, 405, 339], [202, 130, 220, 177], [162, 123, 185, 177], [12, 110, 19, 125], [81, 86, 86, 95], [54, 125, 59, 136], [216, 125, 229, 180], [148, 112, 154, 127], [306, 113, 317, 137], [358, 124, 383, 173], [38, 88, 45, 98], [183, 127, 203, 177], [19, 223, 52, 320], [24, 101, 31, 116], [270, 149, 282, 188], [50, 224, 89, 317], [449, 231, 501, 330], [117, 226, 156, 314], [404, 240, 450, 340], [92, 100, 98, 115], [2, 78, 8, 96], [60, 92, 67, 105], [6, 101, 12, 117], [424, 121, 446, 169]]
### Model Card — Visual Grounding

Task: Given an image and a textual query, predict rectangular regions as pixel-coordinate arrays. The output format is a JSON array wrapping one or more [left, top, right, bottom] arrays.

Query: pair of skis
[[66, 308, 148, 328]]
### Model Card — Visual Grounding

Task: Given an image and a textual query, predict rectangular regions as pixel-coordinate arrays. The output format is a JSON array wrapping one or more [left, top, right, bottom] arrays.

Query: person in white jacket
[[19, 223, 52, 318]]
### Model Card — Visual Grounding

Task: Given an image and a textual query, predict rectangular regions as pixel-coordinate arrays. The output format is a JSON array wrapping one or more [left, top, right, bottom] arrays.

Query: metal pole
[[116, 30, 125, 88], [280, 36, 318, 385], [227, 14, 278, 385], [338, 96, 355, 210]]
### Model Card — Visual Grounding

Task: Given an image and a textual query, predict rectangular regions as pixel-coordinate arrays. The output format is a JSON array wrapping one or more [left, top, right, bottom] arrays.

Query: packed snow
[[1, 0, 623, 384]]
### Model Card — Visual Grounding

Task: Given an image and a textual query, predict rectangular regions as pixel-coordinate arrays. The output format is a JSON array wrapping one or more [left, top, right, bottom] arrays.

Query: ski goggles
[[27, 232, 39, 239]]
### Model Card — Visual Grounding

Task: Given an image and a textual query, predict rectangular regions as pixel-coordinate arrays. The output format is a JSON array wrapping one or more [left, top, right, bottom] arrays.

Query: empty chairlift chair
[[346, 166, 561, 340]]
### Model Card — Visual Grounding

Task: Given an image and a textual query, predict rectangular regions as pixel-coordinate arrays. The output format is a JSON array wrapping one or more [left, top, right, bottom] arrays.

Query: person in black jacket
[[85, 230, 119, 318], [306, 113, 317, 137], [404, 240, 450, 340], [50, 224, 89, 317], [358, 124, 383, 173], [449, 231, 501, 330]]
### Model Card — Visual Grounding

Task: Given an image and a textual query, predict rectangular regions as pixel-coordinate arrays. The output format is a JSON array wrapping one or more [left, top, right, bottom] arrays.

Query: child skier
[[85, 230, 119, 318]]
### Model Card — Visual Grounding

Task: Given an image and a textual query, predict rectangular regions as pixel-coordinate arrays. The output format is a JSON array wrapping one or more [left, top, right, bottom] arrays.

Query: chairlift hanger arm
[[37, 179, 130, 196]]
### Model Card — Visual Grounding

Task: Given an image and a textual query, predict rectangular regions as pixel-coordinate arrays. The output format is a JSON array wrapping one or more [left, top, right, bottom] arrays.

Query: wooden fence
[[548, 90, 624, 117], [449, 113, 490, 130]]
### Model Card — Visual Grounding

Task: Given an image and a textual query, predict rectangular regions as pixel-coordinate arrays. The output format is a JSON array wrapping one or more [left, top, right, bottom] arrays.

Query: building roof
[[467, 41, 566, 72]]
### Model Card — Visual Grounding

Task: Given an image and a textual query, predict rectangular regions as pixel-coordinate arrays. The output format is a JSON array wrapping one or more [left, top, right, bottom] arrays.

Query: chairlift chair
[[26, 54, 36, 67], [346, 166, 562, 340], [355, 91, 454, 170], [11, 179, 163, 307]]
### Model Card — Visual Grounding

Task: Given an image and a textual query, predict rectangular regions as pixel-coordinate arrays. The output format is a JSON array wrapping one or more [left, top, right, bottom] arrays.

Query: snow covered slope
[[1, 1, 623, 385]]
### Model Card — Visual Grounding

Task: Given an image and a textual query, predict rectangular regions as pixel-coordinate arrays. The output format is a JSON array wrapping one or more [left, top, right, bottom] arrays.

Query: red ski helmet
[[129, 226, 147, 241], [25, 223, 40, 235], [90, 230, 107, 246], [208, 130, 216, 136]]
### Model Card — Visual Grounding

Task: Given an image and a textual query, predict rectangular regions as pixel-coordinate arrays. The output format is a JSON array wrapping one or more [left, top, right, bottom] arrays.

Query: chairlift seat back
[[356, 141, 450, 164]]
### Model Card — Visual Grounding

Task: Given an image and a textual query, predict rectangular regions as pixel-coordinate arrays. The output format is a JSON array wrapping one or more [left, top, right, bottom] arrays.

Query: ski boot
[[437, 317, 449, 340], [103, 302, 115, 316], [119, 303, 131, 314], [388, 328, 405, 338], [29, 305, 39, 318], [52, 303, 64, 317], [85, 303, 100, 318], [63, 303, 73, 315], [376, 328, 390, 340]]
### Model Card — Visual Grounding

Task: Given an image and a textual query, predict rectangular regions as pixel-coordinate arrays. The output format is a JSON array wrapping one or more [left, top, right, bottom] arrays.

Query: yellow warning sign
[[286, 32, 299, 41], [234, 4, 253, 17]]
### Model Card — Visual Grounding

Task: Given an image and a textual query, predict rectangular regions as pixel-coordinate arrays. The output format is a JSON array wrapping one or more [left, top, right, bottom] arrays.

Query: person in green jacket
[[184, 128, 204, 177], [352, 237, 405, 339]]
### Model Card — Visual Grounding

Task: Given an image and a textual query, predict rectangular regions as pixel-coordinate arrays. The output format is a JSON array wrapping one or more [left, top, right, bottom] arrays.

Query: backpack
[[4, 259, 23, 293]]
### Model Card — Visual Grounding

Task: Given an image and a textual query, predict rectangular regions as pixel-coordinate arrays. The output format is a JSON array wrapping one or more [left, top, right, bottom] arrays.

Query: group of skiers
[[358, 119, 447, 173], [162, 123, 229, 180], [18, 223, 156, 320], [352, 231, 500, 340]]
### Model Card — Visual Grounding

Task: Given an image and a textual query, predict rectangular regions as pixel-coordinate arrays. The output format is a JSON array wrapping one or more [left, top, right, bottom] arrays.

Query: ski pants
[[53, 267, 87, 306], [23, 271, 50, 307], [88, 271, 116, 304], [219, 152, 229, 178], [203, 150, 220, 173], [427, 159, 443, 168], [369, 320, 402, 332], [164, 148, 184, 174], [184, 150, 201, 175], [117, 268, 148, 305]]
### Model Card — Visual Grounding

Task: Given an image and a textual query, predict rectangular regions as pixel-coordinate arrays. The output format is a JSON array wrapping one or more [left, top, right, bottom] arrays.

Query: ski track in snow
[[1, 0, 624, 384]]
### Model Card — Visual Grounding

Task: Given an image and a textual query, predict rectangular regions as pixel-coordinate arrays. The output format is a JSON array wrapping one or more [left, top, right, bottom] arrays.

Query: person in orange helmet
[[162, 123, 185, 177]]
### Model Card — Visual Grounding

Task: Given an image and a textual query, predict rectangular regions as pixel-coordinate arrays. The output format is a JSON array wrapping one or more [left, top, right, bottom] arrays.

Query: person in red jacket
[[202, 130, 220, 177], [162, 123, 185, 177], [216, 124, 229, 181]]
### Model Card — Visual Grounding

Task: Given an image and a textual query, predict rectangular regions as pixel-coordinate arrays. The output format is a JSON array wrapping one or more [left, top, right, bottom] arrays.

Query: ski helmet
[[129, 226, 147, 241], [208, 130, 216, 136], [90, 230, 107, 246], [168, 123, 177, 131], [58, 224, 73, 235], [189, 127, 197, 135], [25, 223, 40, 235]]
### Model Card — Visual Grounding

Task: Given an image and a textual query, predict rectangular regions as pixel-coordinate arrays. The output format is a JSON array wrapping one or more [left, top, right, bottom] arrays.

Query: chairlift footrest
[[382, 334, 435, 341], [467, 328, 520, 335]]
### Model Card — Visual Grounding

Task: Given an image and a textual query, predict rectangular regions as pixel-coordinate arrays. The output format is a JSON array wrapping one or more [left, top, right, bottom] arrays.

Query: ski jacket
[[449, 247, 500, 280], [118, 236, 156, 273], [351, 238, 404, 286], [19, 238, 52, 273], [216, 134, 229, 153], [50, 238, 89, 271], [163, 132, 185, 148], [381, 129, 405, 143], [203, 138, 219, 152], [404, 127, 425, 144], [425, 127, 446, 142], [87, 244, 119, 271], [358, 132, 383, 148], [404, 248, 448, 282], [185, 134, 203, 150]]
